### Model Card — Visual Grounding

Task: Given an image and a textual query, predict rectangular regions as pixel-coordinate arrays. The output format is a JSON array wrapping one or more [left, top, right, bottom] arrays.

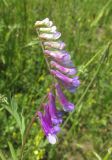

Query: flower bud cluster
[[35, 18, 80, 144]]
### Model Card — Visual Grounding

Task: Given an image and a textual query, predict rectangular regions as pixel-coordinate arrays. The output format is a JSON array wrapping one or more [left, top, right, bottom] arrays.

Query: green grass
[[0, 0, 112, 160]]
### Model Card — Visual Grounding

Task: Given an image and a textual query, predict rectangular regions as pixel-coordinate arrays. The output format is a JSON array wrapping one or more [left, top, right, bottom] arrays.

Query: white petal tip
[[47, 134, 57, 144]]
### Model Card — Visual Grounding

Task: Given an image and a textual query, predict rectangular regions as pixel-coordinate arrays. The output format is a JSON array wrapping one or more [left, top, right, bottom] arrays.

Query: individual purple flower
[[39, 32, 61, 40], [43, 104, 61, 131], [50, 69, 80, 87], [44, 50, 71, 62], [43, 104, 52, 125], [38, 111, 60, 144], [60, 76, 80, 93], [61, 83, 77, 93], [44, 49, 74, 68], [48, 92, 62, 125], [55, 83, 75, 112], [60, 59, 75, 68], [44, 41, 66, 50], [50, 61, 76, 75]]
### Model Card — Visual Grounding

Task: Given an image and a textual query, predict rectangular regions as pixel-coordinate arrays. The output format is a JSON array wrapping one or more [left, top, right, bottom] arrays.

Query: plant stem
[[20, 95, 47, 160], [36, 29, 57, 84], [36, 29, 51, 72]]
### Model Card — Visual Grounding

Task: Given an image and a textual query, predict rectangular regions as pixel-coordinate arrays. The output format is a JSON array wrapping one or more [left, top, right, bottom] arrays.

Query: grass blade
[[91, 0, 111, 27], [8, 142, 18, 160], [0, 150, 6, 160], [93, 151, 102, 160], [103, 148, 112, 160], [1, 0, 8, 7]]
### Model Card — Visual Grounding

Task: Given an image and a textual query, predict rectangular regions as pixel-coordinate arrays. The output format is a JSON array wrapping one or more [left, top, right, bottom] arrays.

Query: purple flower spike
[[50, 70, 80, 87], [44, 41, 66, 50], [38, 111, 60, 144], [55, 83, 75, 112], [35, 18, 80, 144], [48, 92, 62, 125], [44, 50, 71, 62], [50, 61, 77, 75]]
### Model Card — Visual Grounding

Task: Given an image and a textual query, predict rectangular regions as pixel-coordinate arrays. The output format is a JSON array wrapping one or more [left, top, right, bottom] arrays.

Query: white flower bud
[[39, 32, 61, 40], [35, 18, 53, 27], [44, 41, 65, 50], [39, 26, 57, 33]]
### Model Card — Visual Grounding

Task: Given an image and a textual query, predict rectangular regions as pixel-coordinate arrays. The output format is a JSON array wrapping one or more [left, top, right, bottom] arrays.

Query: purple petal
[[44, 50, 71, 62], [38, 110, 60, 144], [55, 83, 75, 112], [50, 61, 76, 75], [59, 76, 80, 93], [48, 92, 62, 125], [54, 32, 61, 39], [72, 76, 80, 87], [64, 85, 77, 93], [44, 104, 52, 126], [51, 70, 80, 88], [53, 125, 61, 133], [60, 59, 74, 68], [38, 111, 52, 136]]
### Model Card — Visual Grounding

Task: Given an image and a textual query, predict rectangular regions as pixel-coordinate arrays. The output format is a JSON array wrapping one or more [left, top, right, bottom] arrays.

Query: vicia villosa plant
[[35, 18, 80, 144]]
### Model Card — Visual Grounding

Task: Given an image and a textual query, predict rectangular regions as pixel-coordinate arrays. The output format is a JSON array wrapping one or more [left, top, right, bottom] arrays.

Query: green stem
[[20, 95, 47, 160], [36, 30, 51, 72], [36, 29, 57, 84], [20, 114, 37, 160]]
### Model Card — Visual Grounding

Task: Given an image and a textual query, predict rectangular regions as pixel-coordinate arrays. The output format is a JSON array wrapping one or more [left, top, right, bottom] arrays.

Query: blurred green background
[[0, 0, 112, 160]]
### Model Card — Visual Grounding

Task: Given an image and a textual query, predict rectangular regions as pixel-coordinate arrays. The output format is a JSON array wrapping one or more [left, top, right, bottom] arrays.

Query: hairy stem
[[36, 29, 51, 72], [36, 29, 57, 85]]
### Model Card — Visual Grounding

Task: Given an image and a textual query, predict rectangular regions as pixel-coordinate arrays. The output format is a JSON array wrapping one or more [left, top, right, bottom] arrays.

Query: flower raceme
[[35, 18, 80, 144]]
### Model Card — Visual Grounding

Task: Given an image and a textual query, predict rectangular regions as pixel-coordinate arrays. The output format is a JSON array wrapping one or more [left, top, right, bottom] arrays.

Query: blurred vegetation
[[0, 0, 112, 159]]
